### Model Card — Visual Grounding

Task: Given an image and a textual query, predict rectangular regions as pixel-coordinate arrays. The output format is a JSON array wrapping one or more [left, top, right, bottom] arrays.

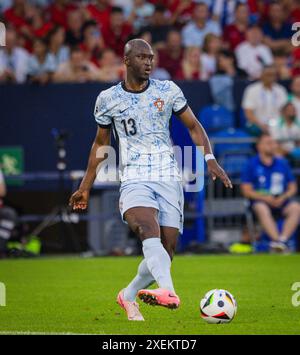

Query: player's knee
[[133, 221, 158, 239]]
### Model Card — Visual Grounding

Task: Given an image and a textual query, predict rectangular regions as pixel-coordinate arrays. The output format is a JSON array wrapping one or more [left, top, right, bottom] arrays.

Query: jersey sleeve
[[170, 81, 188, 115], [94, 92, 112, 128]]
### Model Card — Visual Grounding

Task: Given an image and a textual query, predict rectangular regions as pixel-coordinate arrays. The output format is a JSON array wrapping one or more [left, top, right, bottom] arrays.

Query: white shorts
[[119, 180, 184, 233]]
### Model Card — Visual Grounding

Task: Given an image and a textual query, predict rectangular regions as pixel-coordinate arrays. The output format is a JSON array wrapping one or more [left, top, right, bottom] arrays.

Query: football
[[200, 289, 237, 324]]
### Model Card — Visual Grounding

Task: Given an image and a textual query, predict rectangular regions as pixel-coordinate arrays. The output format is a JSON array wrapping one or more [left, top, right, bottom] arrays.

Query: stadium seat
[[211, 128, 254, 155], [210, 128, 255, 175], [198, 105, 234, 133], [239, 108, 248, 129], [219, 152, 254, 175]]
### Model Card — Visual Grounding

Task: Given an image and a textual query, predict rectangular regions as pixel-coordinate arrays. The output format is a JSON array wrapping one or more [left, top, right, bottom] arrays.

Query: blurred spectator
[[157, 29, 183, 78], [212, 0, 247, 27], [0, 27, 29, 83], [291, 47, 300, 77], [288, 0, 300, 23], [4, 0, 28, 33], [235, 25, 274, 80], [214, 49, 247, 78], [101, 6, 133, 57], [139, 4, 171, 46], [80, 20, 104, 66], [112, 0, 133, 18], [223, 2, 249, 51], [85, 0, 112, 31], [24, 3, 53, 39], [181, 2, 221, 48], [169, 0, 196, 27], [139, 30, 152, 45], [242, 65, 288, 135], [263, 1, 292, 55], [175, 46, 202, 80], [209, 49, 246, 111], [241, 133, 300, 252], [27, 38, 56, 84], [96, 48, 123, 82], [150, 48, 171, 80], [273, 50, 292, 80], [65, 9, 84, 47], [201, 33, 221, 80], [48, 26, 70, 66], [53, 46, 99, 83], [270, 102, 300, 158], [127, 0, 155, 32], [47, 0, 78, 28], [290, 76, 300, 120]]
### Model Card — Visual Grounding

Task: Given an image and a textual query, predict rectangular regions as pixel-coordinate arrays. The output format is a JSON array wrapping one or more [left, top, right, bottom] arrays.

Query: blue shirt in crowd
[[241, 155, 295, 196], [263, 23, 293, 40]]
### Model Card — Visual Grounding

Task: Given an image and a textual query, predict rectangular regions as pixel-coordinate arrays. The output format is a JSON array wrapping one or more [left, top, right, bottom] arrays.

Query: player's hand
[[207, 160, 233, 189], [69, 189, 89, 211]]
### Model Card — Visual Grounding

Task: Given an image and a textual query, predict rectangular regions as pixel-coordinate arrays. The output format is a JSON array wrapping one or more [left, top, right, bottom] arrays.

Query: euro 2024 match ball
[[200, 289, 237, 324]]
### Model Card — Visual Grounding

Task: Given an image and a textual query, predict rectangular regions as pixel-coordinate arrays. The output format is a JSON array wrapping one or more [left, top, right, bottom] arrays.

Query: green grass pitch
[[0, 254, 299, 335]]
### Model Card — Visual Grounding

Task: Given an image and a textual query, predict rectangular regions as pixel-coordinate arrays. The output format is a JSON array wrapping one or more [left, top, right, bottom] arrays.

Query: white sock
[[123, 259, 155, 302], [142, 237, 175, 293]]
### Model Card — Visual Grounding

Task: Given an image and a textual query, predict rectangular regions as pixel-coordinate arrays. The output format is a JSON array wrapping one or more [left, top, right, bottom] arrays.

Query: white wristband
[[205, 154, 216, 162]]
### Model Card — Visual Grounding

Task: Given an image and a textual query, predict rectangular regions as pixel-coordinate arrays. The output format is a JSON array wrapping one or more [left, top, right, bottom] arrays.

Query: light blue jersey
[[94, 79, 188, 182]]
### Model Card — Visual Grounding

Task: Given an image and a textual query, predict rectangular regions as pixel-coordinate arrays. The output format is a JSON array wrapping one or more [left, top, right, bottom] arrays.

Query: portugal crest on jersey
[[154, 98, 164, 112]]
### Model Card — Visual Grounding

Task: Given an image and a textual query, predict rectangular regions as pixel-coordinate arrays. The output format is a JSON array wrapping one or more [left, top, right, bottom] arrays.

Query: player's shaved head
[[124, 38, 152, 57], [124, 38, 154, 81]]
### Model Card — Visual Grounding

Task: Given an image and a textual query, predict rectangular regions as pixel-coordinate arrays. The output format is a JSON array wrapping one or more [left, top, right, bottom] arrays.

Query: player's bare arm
[[178, 106, 233, 189], [69, 126, 111, 210]]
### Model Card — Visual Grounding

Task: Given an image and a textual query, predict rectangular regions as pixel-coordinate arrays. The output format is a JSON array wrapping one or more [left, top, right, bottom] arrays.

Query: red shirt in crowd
[[168, 0, 196, 25], [4, 7, 28, 30], [158, 48, 183, 78], [223, 24, 246, 51], [86, 4, 112, 30], [289, 7, 300, 23], [174, 67, 200, 80], [101, 23, 133, 57], [47, 2, 78, 28]]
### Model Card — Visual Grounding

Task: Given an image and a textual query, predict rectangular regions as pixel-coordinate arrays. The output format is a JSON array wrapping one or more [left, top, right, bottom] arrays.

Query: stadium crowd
[[0, 0, 300, 84]]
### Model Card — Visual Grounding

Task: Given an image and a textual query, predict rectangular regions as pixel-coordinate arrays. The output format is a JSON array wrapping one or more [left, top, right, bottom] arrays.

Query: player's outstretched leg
[[138, 237, 180, 309], [124, 207, 180, 309]]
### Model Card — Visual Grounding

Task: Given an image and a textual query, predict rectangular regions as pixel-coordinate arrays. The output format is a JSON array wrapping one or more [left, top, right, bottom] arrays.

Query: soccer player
[[69, 39, 232, 321]]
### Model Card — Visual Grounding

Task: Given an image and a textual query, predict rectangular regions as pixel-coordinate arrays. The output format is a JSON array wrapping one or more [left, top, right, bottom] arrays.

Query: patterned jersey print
[[94, 79, 188, 182]]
